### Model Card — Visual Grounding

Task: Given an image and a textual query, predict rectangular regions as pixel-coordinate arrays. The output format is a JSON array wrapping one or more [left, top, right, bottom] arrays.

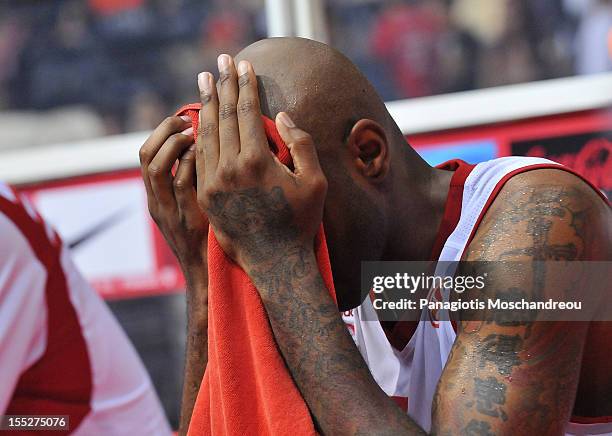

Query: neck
[[383, 150, 454, 261]]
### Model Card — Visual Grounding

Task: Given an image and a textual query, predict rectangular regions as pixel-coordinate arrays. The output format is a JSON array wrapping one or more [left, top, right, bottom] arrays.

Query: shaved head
[[234, 38, 434, 309], [235, 37, 396, 151]]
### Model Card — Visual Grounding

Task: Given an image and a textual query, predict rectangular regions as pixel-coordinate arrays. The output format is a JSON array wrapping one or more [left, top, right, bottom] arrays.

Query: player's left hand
[[139, 115, 209, 288], [195, 54, 327, 270]]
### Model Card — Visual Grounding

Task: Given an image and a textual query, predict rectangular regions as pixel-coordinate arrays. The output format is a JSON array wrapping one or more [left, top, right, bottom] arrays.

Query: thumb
[[276, 112, 322, 178]]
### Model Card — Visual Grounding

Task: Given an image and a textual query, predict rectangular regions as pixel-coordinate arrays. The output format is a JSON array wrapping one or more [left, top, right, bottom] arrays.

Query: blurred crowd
[[0, 0, 265, 138], [0, 0, 611, 140], [332, 0, 612, 100]]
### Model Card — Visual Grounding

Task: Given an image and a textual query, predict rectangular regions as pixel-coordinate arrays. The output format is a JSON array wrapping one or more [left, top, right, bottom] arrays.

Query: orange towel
[[176, 104, 337, 435]]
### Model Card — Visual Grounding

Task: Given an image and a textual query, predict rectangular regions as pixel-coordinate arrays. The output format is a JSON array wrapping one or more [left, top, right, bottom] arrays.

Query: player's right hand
[[139, 115, 209, 289]]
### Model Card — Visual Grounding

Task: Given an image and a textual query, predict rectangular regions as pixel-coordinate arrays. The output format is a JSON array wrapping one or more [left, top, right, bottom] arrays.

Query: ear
[[346, 119, 390, 181]]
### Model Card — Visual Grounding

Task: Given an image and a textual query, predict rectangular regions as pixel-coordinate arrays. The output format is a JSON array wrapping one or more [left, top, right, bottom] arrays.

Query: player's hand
[[195, 55, 327, 270], [139, 115, 209, 287]]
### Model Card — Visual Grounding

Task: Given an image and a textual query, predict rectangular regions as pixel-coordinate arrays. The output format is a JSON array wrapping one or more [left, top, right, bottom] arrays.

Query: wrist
[[245, 241, 318, 295], [181, 258, 208, 288], [182, 265, 208, 325]]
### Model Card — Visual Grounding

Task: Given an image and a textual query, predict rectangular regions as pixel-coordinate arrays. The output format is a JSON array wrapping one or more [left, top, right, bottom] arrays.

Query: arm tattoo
[[473, 376, 507, 419], [461, 420, 495, 436], [432, 179, 599, 435], [208, 186, 425, 435], [477, 334, 522, 377]]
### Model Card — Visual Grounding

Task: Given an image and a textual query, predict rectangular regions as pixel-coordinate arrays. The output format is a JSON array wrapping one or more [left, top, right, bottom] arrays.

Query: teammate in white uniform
[[0, 182, 171, 435]]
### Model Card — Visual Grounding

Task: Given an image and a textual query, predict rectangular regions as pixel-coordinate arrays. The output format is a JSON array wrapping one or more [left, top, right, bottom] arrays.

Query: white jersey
[[0, 183, 171, 435], [343, 157, 612, 435]]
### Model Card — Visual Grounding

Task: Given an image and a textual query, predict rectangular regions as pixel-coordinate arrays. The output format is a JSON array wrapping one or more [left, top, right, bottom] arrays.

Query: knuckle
[[173, 177, 187, 191], [148, 210, 162, 227], [196, 190, 207, 207], [147, 164, 161, 178], [237, 99, 256, 117], [162, 116, 181, 130], [217, 163, 236, 182], [199, 185, 217, 206], [166, 133, 181, 148], [289, 137, 314, 151], [204, 185, 217, 197], [147, 202, 157, 218], [200, 122, 218, 137], [293, 132, 313, 146], [311, 175, 328, 194], [180, 150, 195, 162], [219, 103, 237, 120], [174, 132, 192, 148], [139, 147, 152, 164], [240, 153, 264, 172]]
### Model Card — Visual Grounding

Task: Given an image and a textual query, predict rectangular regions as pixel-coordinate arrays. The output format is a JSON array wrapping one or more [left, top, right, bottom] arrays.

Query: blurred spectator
[[91, 0, 153, 42], [469, 0, 540, 88], [574, 0, 612, 74], [369, 0, 446, 98], [0, 11, 28, 110], [0, 0, 611, 138], [89, 0, 145, 16], [23, 1, 114, 109]]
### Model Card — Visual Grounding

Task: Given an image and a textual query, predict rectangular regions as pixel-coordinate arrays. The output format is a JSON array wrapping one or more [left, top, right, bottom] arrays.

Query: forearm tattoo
[[207, 186, 425, 435]]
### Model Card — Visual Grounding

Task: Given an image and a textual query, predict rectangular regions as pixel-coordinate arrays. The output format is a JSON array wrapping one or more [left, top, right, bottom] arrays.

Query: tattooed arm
[[248, 233, 424, 435], [195, 56, 426, 435], [431, 169, 611, 436]]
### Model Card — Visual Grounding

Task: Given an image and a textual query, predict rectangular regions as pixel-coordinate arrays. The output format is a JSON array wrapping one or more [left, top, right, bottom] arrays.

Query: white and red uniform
[[0, 183, 171, 435], [343, 157, 612, 435]]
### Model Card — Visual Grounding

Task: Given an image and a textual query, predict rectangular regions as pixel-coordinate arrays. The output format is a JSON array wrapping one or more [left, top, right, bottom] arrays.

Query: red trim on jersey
[[0, 196, 92, 433], [429, 160, 474, 334], [381, 160, 474, 347], [430, 159, 476, 260], [569, 415, 612, 424], [391, 396, 408, 413], [459, 164, 609, 260]]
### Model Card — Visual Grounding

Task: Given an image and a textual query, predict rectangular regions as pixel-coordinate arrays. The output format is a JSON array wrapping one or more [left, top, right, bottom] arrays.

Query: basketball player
[[139, 38, 611, 435], [0, 183, 171, 435]]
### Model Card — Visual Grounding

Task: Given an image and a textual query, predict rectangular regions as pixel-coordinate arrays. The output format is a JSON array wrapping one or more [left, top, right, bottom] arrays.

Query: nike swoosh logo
[[67, 207, 131, 250]]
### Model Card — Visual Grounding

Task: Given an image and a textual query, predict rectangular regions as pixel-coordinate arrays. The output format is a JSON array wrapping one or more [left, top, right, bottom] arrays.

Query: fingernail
[[181, 127, 193, 136], [237, 60, 248, 76], [278, 112, 295, 128], [198, 72, 211, 93], [217, 54, 230, 73], [180, 115, 191, 122], [189, 144, 196, 151]]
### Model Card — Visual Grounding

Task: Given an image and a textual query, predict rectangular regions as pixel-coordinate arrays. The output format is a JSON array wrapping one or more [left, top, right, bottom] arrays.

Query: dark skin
[[232, 39, 454, 311], [433, 170, 611, 435], [141, 38, 612, 434], [139, 119, 209, 435]]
